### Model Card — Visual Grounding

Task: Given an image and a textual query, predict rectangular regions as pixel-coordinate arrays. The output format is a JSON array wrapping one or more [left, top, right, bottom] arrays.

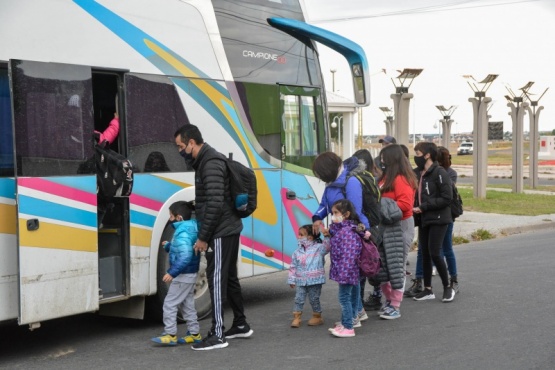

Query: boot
[[307, 312, 324, 326], [364, 295, 382, 311], [450, 275, 459, 293], [404, 278, 423, 298], [291, 312, 302, 328]]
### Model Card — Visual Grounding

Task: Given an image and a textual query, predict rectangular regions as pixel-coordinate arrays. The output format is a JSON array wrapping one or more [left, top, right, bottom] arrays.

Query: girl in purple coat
[[327, 199, 365, 338]]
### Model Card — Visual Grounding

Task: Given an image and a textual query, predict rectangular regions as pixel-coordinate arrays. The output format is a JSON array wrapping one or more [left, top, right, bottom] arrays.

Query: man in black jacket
[[174, 124, 253, 351]]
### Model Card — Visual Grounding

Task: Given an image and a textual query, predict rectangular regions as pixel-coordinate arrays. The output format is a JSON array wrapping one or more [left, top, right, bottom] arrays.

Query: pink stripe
[[19, 178, 96, 206], [240, 235, 291, 265], [130, 193, 164, 211], [280, 188, 314, 236]]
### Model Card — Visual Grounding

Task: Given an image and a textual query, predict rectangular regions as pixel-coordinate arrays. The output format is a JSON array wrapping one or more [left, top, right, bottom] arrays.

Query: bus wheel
[[146, 222, 212, 321]]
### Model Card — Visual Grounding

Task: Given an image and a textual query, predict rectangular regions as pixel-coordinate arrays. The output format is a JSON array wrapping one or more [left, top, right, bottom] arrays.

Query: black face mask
[[414, 155, 427, 170], [180, 142, 194, 163]]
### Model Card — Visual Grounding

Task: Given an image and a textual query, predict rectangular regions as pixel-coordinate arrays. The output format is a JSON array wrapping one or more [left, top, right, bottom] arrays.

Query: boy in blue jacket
[[151, 201, 201, 346]]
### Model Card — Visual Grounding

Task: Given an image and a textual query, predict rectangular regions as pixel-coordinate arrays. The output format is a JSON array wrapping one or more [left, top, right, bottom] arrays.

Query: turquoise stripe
[[130, 209, 156, 228], [241, 249, 283, 270], [133, 174, 184, 202], [19, 195, 96, 227], [0, 178, 15, 199]]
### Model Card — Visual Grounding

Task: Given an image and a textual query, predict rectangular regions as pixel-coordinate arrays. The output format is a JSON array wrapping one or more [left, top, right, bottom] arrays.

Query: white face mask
[[331, 215, 344, 223], [298, 237, 308, 247]]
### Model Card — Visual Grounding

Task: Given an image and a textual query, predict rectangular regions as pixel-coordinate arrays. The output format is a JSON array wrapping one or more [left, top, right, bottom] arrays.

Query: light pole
[[390, 68, 423, 146], [330, 69, 337, 92], [331, 115, 343, 157], [464, 74, 498, 199], [379, 107, 394, 136], [522, 85, 549, 189], [435, 105, 457, 149]]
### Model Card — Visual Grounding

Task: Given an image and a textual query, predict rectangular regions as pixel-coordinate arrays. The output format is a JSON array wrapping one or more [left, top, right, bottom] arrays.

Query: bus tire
[[146, 222, 212, 322]]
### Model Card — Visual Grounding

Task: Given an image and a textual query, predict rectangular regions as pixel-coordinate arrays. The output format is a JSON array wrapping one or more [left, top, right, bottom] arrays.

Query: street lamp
[[522, 84, 549, 189], [389, 68, 423, 145], [330, 69, 337, 92], [435, 105, 457, 149], [379, 107, 394, 137], [331, 115, 343, 157]]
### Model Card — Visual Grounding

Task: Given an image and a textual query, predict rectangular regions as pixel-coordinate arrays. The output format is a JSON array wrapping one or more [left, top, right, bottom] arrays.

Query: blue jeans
[[293, 284, 322, 312], [338, 284, 358, 329], [416, 223, 457, 278]]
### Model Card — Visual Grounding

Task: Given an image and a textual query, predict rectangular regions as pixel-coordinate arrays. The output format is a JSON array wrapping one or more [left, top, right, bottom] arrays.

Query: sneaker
[[432, 267, 437, 276], [380, 306, 401, 320], [191, 334, 228, 351], [224, 323, 253, 339], [352, 318, 362, 328], [404, 278, 423, 298], [357, 310, 369, 322], [450, 276, 459, 293], [177, 331, 202, 344], [331, 326, 355, 338], [151, 333, 178, 346], [377, 301, 391, 315], [363, 295, 382, 311], [442, 287, 455, 302], [328, 323, 342, 333], [413, 288, 435, 301]]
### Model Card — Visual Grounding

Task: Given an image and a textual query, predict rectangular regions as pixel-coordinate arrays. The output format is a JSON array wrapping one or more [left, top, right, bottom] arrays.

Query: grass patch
[[471, 228, 495, 241], [452, 235, 470, 245], [459, 188, 555, 216]]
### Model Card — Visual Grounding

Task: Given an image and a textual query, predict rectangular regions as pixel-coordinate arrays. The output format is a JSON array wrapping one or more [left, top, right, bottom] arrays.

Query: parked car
[[457, 142, 473, 155]]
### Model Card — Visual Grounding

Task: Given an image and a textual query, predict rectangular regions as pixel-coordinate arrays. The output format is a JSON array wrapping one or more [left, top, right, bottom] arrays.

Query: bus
[[0, 0, 369, 328]]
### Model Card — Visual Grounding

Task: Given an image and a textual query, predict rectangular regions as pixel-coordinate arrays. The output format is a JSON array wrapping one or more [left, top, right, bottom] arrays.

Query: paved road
[[1, 230, 555, 370]]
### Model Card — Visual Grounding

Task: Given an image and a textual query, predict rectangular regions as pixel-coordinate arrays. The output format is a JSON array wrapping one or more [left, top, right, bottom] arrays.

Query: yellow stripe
[[145, 39, 277, 225], [131, 226, 152, 248], [19, 219, 96, 252], [0, 204, 16, 234]]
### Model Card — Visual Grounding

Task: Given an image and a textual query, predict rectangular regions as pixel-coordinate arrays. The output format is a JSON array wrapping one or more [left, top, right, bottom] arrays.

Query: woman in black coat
[[412, 142, 455, 303]]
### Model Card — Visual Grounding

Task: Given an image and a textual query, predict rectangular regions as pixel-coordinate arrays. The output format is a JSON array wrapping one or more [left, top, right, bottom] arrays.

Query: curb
[[499, 221, 555, 236]]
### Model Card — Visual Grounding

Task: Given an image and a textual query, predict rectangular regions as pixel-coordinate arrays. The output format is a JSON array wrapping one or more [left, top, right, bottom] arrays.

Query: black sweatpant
[[419, 224, 450, 289], [205, 234, 247, 338]]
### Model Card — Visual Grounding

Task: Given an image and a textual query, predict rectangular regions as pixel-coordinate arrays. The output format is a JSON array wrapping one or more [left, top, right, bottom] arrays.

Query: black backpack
[[95, 142, 134, 197], [342, 170, 382, 238], [223, 156, 258, 218], [450, 183, 463, 219]]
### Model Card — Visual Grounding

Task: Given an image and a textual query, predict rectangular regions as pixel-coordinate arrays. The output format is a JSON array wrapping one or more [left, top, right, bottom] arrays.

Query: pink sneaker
[[331, 326, 355, 338], [328, 323, 342, 333]]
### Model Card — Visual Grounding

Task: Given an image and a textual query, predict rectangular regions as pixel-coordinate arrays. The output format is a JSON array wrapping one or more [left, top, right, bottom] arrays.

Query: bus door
[[280, 85, 325, 264], [10, 60, 99, 325]]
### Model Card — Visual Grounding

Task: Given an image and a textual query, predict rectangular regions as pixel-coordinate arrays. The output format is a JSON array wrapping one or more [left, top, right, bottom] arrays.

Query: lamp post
[[390, 68, 423, 146], [379, 107, 394, 136], [330, 69, 337, 92], [464, 74, 498, 198], [331, 115, 343, 157], [435, 105, 457, 149], [522, 86, 549, 189]]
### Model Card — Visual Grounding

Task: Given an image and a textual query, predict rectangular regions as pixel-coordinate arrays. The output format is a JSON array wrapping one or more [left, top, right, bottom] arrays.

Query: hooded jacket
[[191, 143, 243, 242], [312, 157, 370, 229], [287, 238, 331, 286], [329, 220, 364, 285], [164, 219, 200, 277]]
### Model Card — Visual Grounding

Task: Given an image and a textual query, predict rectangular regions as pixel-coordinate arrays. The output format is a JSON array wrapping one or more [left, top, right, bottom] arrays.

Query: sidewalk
[[453, 211, 555, 240]]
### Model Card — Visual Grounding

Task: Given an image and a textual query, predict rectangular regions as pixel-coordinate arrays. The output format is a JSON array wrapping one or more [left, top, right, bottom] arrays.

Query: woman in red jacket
[[376, 144, 418, 319]]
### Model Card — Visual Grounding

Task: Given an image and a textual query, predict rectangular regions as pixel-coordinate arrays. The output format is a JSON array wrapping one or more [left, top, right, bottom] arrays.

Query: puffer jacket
[[312, 157, 370, 229], [164, 219, 200, 277], [329, 220, 364, 285], [373, 197, 405, 290], [287, 239, 331, 286], [191, 143, 243, 242], [414, 163, 453, 227]]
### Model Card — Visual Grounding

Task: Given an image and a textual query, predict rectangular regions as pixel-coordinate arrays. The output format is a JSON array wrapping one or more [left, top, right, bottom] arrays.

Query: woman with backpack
[[312, 152, 370, 325], [374, 144, 418, 319], [412, 142, 455, 303]]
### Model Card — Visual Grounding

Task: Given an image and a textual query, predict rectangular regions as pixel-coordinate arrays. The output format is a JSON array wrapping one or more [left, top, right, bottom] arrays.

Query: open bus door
[[10, 60, 99, 325]]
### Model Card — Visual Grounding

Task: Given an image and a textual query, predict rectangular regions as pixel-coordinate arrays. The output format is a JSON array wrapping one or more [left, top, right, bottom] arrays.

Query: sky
[[302, 0, 555, 136]]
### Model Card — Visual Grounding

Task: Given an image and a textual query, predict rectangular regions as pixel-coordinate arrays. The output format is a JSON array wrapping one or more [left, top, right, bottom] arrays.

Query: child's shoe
[[177, 331, 202, 344], [377, 301, 391, 316], [358, 309, 369, 321], [291, 311, 302, 328], [331, 326, 355, 338], [307, 312, 324, 326], [328, 323, 342, 333], [151, 333, 178, 346]]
